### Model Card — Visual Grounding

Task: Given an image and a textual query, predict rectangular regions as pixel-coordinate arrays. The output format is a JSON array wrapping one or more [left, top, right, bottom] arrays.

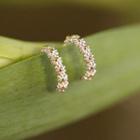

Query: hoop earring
[[64, 35, 96, 80], [41, 46, 69, 92]]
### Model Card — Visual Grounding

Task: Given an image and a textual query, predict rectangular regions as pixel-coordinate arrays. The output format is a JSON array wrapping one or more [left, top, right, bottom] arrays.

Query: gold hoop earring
[[64, 35, 96, 80], [41, 47, 69, 92]]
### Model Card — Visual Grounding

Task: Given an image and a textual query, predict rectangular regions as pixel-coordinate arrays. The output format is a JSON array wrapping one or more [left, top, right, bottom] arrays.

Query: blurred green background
[[0, 0, 140, 140], [0, 0, 140, 41]]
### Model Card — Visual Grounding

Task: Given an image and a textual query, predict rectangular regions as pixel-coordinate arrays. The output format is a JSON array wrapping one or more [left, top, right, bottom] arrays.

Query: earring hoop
[[41, 47, 69, 92], [64, 35, 96, 80]]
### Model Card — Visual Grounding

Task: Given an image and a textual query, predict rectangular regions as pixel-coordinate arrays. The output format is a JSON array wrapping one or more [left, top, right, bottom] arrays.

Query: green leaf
[[0, 36, 44, 68], [0, 25, 140, 140]]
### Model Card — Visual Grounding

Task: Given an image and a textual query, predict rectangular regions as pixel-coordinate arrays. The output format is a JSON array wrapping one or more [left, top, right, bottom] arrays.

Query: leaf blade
[[0, 25, 140, 140]]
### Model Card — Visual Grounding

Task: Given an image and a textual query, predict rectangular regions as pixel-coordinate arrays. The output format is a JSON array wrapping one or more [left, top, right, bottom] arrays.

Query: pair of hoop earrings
[[41, 35, 96, 92]]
